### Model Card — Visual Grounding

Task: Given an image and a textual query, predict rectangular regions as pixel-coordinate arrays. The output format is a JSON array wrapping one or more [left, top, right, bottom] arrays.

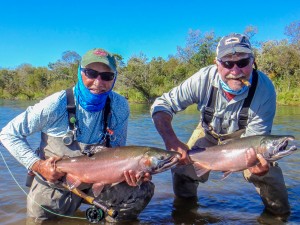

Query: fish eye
[[159, 156, 165, 160], [272, 140, 278, 146]]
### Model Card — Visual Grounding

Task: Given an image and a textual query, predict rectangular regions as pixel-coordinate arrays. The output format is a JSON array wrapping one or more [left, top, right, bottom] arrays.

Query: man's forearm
[[152, 112, 178, 145]]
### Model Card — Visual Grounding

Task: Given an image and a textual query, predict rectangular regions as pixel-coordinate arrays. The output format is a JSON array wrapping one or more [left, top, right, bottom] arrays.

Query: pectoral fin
[[192, 162, 211, 177], [65, 174, 82, 190], [92, 183, 105, 197], [222, 171, 232, 180], [136, 171, 145, 187]]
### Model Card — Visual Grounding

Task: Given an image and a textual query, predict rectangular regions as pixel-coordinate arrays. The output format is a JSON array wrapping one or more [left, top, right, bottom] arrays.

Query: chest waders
[[183, 70, 290, 216], [174, 70, 258, 198], [187, 69, 258, 148], [66, 88, 117, 222], [27, 88, 117, 223]]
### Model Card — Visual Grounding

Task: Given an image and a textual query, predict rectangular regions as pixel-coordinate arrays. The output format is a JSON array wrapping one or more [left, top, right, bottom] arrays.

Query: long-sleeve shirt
[[0, 89, 129, 169], [150, 65, 276, 137]]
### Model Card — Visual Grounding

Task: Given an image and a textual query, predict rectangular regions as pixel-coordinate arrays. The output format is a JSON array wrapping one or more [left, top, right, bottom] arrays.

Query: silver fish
[[188, 135, 297, 178]]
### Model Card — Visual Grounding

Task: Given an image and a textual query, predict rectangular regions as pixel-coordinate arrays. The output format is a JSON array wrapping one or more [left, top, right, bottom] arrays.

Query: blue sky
[[1, 0, 299, 68]]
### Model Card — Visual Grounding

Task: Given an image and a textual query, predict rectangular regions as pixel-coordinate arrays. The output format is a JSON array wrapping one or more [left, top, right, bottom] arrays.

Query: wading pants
[[27, 178, 154, 222], [172, 126, 290, 216]]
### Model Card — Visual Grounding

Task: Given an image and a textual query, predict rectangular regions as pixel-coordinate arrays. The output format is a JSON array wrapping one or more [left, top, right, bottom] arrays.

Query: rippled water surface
[[0, 100, 299, 225]]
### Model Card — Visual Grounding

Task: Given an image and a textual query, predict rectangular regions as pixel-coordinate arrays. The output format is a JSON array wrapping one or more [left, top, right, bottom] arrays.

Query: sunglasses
[[80, 68, 115, 81], [218, 58, 252, 69]]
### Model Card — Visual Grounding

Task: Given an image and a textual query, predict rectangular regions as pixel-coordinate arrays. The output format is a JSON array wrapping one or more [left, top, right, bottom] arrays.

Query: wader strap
[[66, 88, 76, 130], [65, 88, 112, 147], [203, 67, 218, 126], [203, 86, 217, 125], [103, 97, 111, 147], [238, 69, 258, 129]]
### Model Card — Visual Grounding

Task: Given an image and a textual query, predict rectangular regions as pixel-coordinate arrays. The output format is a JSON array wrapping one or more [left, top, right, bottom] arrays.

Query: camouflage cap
[[216, 33, 253, 59], [81, 48, 117, 71]]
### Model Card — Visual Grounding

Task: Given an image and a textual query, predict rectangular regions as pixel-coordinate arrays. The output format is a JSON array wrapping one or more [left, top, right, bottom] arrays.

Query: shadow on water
[[0, 102, 300, 225], [171, 197, 223, 225]]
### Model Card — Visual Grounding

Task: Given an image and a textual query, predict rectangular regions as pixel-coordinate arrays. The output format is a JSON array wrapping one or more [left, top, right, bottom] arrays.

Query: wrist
[[32, 160, 42, 173]]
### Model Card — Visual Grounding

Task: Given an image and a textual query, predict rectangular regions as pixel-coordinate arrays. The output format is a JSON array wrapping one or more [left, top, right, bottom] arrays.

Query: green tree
[[176, 30, 217, 73], [284, 20, 300, 45], [256, 40, 300, 92], [0, 69, 19, 98], [27, 67, 51, 95], [119, 54, 156, 102], [161, 57, 187, 89], [47, 50, 80, 92]]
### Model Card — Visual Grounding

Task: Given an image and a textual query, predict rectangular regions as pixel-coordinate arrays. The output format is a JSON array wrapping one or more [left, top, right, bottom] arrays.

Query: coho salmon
[[56, 145, 181, 196], [188, 135, 297, 178]]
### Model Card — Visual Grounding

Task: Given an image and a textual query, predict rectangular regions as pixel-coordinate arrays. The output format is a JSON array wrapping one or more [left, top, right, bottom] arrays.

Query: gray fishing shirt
[[0, 89, 129, 169], [150, 65, 276, 137]]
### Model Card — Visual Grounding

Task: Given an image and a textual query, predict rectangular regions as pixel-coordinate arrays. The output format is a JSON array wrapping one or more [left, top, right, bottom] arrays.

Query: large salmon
[[188, 135, 297, 178], [56, 145, 181, 196]]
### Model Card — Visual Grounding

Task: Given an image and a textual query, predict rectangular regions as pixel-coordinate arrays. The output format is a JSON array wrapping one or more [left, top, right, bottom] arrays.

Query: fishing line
[[0, 145, 86, 221]]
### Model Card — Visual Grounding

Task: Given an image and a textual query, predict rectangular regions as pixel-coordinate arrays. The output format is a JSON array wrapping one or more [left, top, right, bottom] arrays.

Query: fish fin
[[61, 155, 71, 160], [192, 162, 211, 177], [110, 183, 118, 187], [65, 174, 82, 190], [89, 145, 109, 154], [92, 183, 105, 197], [221, 171, 232, 180], [136, 171, 145, 187], [219, 139, 231, 145]]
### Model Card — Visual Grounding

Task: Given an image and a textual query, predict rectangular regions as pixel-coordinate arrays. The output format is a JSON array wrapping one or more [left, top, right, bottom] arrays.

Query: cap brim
[[81, 59, 116, 72], [218, 47, 253, 59]]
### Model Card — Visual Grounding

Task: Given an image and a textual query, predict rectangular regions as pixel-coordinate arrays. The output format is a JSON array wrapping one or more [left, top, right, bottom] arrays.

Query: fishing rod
[[34, 173, 118, 223], [60, 182, 118, 223], [0, 143, 117, 223]]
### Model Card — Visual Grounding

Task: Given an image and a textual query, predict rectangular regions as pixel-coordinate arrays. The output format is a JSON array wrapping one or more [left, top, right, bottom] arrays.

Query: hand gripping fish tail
[[0, 143, 115, 223], [188, 134, 297, 179], [29, 167, 117, 223]]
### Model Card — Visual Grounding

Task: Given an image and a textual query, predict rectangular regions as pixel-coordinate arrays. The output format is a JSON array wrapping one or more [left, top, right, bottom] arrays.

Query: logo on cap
[[225, 37, 240, 45], [93, 50, 108, 57]]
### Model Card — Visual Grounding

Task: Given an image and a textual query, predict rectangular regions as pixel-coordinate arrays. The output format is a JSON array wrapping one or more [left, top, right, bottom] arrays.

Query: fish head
[[140, 148, 181, 174], [260, 135, 297, 161]]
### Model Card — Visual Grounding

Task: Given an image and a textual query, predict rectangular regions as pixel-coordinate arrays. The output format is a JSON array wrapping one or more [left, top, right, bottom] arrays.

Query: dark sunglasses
[[80, 68, 115, 81], [218, 58, 252, 69]]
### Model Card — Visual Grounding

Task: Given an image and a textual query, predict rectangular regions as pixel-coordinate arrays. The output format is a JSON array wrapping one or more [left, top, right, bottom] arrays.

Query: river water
[[0, 100, 299, 225]]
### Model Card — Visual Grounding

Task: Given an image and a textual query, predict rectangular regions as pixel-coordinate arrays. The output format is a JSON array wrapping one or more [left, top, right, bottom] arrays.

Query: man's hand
[[248, 154, 269, 176], [165, 139, 190, 165], [31, 157, 66, 183], [152, 111, 190, 165], [124, 170, 152, 186]]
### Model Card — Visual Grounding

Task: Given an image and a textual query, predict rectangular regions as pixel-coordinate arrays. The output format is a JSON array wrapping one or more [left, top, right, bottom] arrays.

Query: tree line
[[0, 22, 299, 105]]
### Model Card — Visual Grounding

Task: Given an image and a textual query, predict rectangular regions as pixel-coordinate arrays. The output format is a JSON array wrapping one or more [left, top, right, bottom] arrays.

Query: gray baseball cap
[[216, 33, 253, 59]]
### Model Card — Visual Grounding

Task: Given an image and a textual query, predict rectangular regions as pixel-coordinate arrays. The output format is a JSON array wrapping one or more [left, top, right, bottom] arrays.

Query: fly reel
[[86, 206, 104, 223]]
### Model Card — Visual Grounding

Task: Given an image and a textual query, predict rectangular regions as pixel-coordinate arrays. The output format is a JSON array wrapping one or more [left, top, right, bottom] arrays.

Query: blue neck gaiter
[[74, 67, 116, 112], [220, 74, 253, 95]]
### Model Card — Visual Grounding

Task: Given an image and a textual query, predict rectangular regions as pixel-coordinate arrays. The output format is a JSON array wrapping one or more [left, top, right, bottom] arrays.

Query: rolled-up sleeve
[[150, 67, 212, 118]]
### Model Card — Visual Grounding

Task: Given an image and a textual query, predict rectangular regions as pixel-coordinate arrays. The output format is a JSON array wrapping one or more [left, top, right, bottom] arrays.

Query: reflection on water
[[0, 101, 300, 225]]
